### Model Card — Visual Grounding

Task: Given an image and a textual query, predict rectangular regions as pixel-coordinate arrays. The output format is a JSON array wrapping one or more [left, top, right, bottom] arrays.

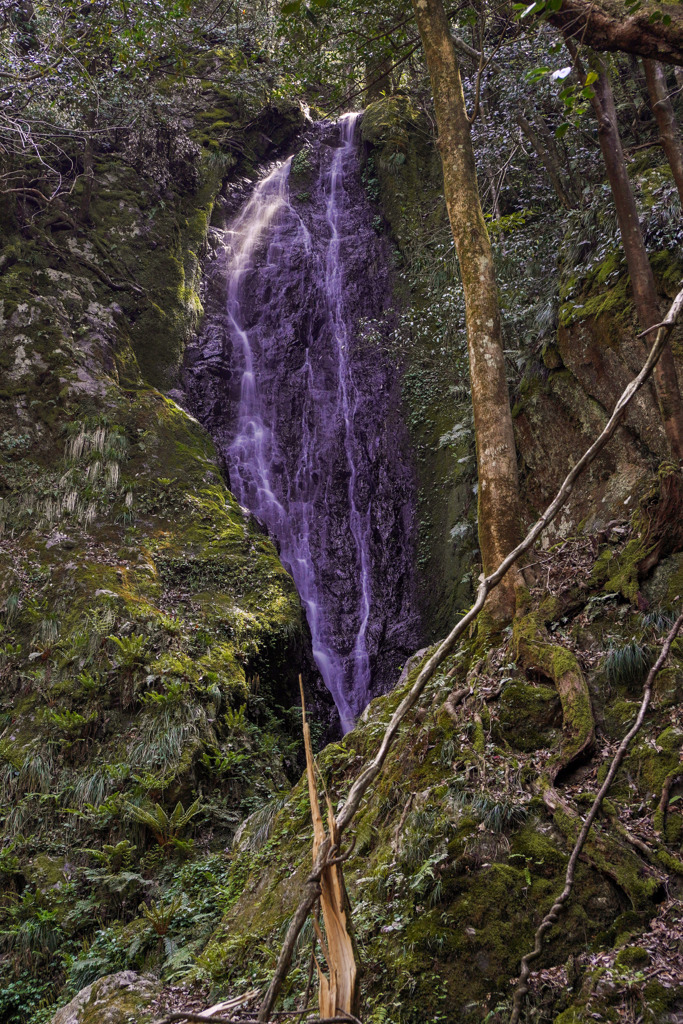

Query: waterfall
[[185, 114, 420, 732]]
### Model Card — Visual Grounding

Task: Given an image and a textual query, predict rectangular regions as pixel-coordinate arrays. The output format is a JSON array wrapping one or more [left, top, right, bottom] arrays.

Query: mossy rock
[[655, 726, 683, 753], [51, 972, 160, 1024], [591, 539, 649, 604], [498, 680, 561, 751], [664, 811, 683, 845], [642, 551, 683, 607], [620, 730, 683, 800], [615, 945, 650, 968], [360, 95, 421, 146], [642, 979, 683, 1023], [509, 821, 568, 876], [602, 698, 640, 738]]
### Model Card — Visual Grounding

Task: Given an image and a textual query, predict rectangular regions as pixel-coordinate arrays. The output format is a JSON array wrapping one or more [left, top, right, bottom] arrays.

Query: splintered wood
[[300, 677, 356, 1019]]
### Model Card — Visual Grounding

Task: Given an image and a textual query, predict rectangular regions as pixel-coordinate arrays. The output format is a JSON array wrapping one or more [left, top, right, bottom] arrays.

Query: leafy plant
[[76, 670, 104, 695], [200, 747, 248, 778], [451, 791, 528, 833], [2, 592, 21, 625], [85, 839, 137, 873], [0, 971, 54, 1024], [603, 640, 653, 689], [140, 679, 191, 707], [141, 895, 183, 936], [126, 799, 201, 849], [42, 707, 97, 738], [224, 704, 247, 734], [107, 633, 148, 667]]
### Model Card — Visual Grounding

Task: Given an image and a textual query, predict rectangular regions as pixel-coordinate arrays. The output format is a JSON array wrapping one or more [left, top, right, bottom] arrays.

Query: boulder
[[51, 971, 161, 1024]]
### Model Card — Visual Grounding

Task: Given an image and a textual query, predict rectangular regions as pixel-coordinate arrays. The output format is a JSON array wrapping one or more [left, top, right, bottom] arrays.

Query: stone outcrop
[[51, 972, 161, 1024]]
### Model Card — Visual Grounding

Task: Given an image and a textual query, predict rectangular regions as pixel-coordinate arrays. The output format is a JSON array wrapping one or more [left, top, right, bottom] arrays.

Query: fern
[[141, 895, 183, 936], [233, 794, 289, 853], [126, 799, 201, 847], [163, 941, 200, 982], [106, 633, 147, 666], [224, 703, 247, 733]]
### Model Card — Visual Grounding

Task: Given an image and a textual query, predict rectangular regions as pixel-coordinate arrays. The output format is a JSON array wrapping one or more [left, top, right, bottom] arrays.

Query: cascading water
[[185, 114, 420, 731]]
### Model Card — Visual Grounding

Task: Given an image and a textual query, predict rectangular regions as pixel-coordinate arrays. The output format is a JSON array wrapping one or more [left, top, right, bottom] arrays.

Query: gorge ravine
[[184, 113, 422, 731]]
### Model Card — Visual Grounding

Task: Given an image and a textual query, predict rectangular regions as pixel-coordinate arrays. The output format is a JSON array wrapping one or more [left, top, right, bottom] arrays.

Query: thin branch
[[257, 840, 334, 1022], [509, 610, 683, 1024], [324, 41, 422, 118], [255, 282, 683, 1020], [467, 37, 486, 123], [334, 280, 683, 835], [656, 769, 683, 831]]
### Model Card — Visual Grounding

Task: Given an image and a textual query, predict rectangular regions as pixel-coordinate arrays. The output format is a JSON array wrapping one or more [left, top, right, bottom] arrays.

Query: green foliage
[[64, 926, 135, 993], [141, 896, 183, 937], [140, 679, 191, 707], [126, 799, 201, 849], [224, 703, 248, 733], [459, 793, 529, 833], [603, 641, 653, 690], [107, 633, 148, 667], [200, 747, 248, 778], [85, 840, 137, 874], [42, 707, 97, 738], [2, 592, 21, 625], [0, 972, 54, 1024]]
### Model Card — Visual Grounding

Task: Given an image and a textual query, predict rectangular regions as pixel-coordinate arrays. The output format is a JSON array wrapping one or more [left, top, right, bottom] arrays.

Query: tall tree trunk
[[643, 58, 683, 204], [583, 50, 683, 460], [79, 107, 96, 225], [411, 0, 523, 626], [364, 56, 393, 103], [516, 110, 577, 209]]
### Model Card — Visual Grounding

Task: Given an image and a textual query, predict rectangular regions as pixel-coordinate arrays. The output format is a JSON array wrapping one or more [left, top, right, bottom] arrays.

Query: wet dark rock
[[185, 116, 421, 729]]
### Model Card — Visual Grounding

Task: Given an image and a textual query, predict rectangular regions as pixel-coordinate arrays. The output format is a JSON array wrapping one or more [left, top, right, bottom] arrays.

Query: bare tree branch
[[249, 282, 683, 1021], [509, 610, 683, 1024], [336, 281, 683, 835]]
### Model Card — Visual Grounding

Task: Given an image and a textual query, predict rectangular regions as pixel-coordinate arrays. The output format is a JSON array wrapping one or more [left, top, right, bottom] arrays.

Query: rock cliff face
[[192, 98, 683, 1024], [185, 115, 421, 729], [1, 85, 683, 1024]]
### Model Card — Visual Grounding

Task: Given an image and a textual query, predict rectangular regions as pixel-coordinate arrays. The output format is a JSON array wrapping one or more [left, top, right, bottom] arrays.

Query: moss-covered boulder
[[498, 680, 561, 751], [51, 972, 160, 1024]]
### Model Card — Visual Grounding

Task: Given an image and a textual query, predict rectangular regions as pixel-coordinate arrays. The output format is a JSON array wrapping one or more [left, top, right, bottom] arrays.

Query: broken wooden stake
[[300, 676, 357, 1021]]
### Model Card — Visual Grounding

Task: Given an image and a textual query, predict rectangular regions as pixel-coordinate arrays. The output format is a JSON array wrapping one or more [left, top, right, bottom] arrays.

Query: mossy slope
[[0, 82, 313, 1023]]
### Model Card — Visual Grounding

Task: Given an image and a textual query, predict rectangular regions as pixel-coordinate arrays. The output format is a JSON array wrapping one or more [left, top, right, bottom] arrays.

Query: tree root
[[655, 768, 683, 834], [254, 286, 683, 1022], [442, 686, 470, 723], [33, 226, 145, 294], [392, 792, 416, 854], [606, 808, 683, 876], [509, 610, 683, 1024], [513, 609, 595, 780]]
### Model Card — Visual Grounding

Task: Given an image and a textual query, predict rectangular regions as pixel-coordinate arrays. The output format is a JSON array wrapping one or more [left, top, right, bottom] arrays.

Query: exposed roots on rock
[[636, 466, 683, 577], [655, 768, 683, 834], [605, 806, 683, 877], [442, 686, 470, 723], [509, 610, 683, 1024], [513, 607, 595, 780]]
